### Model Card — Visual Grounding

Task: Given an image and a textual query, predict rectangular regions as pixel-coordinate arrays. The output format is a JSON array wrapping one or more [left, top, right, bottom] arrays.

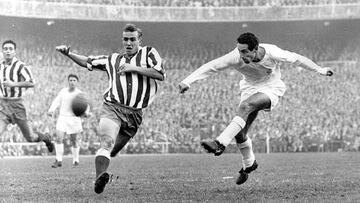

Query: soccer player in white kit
[[48, 74, 88, 168], [178, 33, 333, 185]]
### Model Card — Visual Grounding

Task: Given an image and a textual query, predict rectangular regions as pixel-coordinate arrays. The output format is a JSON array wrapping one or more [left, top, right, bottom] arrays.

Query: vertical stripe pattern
[[91, 46, 164, 109], [0, 58, 33, 98]]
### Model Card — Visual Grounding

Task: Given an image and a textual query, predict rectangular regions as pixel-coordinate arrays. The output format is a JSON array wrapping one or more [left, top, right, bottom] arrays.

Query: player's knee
[[99, 134, 114, 151], [238, 102, 256, 117], [235, 132, 247, 143]]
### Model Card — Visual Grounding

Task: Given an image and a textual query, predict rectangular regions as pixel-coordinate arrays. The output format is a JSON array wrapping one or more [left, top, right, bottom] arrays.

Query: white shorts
[[239, 79, 286, 111], [56, 115, 83, 134]]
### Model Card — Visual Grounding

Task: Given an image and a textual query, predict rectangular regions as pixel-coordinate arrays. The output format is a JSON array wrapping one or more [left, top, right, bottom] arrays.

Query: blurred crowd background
[[1, 0, 360, 156]]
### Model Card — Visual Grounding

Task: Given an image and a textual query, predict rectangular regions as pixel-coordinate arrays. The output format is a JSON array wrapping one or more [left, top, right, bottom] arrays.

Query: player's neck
[[68, 87, 75, 92]]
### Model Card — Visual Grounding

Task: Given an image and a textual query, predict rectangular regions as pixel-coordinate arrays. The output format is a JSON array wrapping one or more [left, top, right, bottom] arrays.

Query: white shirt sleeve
[[265, 44, 298, 64], [48, 89, 63, 113], [181, 48, 242, 86]]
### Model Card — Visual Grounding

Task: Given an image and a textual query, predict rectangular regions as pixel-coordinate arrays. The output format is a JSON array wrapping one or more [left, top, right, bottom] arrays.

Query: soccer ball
[[71, 93, 89, 117]]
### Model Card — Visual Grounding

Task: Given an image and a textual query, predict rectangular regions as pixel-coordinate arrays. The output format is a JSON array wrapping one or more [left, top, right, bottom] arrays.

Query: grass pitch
[[1, 153, 359, 203]]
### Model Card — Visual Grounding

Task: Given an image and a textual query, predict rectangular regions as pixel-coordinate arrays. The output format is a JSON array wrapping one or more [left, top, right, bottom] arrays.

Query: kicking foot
[[236, 160, 258, 185], [200, 140, 225, 156], [35, 131, 54, 153], [51, 160, 62, 168], [94, 172, 110, 194]]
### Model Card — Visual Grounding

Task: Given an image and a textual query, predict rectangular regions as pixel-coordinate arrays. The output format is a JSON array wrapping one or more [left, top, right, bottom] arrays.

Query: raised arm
[[268, 44, 333, 76], [179, 49, 242, 93], [56, 45, 88, 68]]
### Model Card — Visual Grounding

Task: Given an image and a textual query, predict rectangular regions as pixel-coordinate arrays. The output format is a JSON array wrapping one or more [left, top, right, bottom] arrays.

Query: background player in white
[[178, 32, 333, 185], [48, 74, 89, 168]]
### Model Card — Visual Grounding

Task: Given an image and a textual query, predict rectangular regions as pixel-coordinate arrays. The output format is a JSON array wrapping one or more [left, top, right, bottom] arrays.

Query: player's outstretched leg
[[201, 116, 246, 156]]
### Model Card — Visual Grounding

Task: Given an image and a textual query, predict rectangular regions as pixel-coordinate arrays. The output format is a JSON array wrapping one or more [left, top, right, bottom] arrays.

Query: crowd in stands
[[21, 0, 360, 7], [0, 25, 360, 156]]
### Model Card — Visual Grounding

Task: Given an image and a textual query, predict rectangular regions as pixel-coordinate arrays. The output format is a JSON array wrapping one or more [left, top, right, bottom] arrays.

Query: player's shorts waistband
[[0, 97, 22, 101], [104, 101, 142, 113]]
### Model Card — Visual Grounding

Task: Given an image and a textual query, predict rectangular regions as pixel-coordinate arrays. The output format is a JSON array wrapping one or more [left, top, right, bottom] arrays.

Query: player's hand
[[319, 67, 333, 76], [55, 45, 70, 56], [178, 82, 190, 94], [117, 63, 134, 74]]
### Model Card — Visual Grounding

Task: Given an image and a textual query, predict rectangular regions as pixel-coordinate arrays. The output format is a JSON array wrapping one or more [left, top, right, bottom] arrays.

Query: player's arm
[[48, 90, 62, 117], [55, 45, 107, 71], [117, 47, 165, 81], [269, 44, 333, 76], [179, 49, 241, 93], [293, 54, 333, 76]]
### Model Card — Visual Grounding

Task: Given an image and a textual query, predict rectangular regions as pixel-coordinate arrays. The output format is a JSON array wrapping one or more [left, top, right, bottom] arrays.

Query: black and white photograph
[[0, 0, 359, 202]]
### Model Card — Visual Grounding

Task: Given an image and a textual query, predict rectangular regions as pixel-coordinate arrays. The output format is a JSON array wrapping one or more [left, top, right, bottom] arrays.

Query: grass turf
[[1, 152, 360, 202]]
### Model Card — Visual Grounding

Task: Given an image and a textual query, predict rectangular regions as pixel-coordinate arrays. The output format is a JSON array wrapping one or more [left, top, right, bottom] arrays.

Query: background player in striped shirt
[[178, 32, 333, 185], [0, 40, 53, 152], [56, 23, 165, 194], [48, 74, 89, 168]]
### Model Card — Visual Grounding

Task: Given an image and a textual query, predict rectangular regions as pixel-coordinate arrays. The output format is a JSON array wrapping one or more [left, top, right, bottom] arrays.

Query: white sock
[[72, 147, 80, 163], [55, 143, 64, 162], [95, 148, 111, 160], [217, 116, 246, 146], [237, 138, 255, 168]]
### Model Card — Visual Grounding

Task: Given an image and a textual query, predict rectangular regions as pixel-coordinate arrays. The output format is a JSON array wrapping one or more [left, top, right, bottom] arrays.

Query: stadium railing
[[1, 0, 359, 21]]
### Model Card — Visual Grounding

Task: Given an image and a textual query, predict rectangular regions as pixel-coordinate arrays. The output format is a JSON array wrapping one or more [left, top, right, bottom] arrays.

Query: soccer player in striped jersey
[[56, 23, 165, 194], [48, 74, 89, 168], [178, 32, 333, 185], [0, 40, 53, 153]]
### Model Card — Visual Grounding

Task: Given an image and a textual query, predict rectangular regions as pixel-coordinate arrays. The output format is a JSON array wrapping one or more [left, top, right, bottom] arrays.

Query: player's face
[[237, 43, 256, 64], [68, 77, 78, 89], [2, 43, 16, 61], [122, 31, 141, 56]]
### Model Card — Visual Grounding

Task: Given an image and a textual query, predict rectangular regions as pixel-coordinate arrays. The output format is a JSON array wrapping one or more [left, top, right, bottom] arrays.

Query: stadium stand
[[0, 3, 359, 155]]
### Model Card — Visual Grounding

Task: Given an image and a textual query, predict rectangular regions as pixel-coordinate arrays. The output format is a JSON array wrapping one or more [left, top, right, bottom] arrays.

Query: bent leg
[[216, 92, 270, 147], [16, 119, 37, 142], [110, 134, 131, 157], [0, 120, 8, 136], [95, 117, 120, 177]]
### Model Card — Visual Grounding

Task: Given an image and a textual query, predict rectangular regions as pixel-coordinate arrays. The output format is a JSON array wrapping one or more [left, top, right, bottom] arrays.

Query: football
[[71, 93, 89, 117]]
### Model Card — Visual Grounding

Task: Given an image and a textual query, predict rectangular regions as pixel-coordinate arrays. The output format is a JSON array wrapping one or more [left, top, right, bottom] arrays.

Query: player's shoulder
[[260, 43, 281, 50]]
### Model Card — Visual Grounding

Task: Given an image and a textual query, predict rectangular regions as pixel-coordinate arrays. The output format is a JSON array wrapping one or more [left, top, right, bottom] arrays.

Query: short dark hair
[[123, 23, 142, 39], [2, 40, 16, 49], [68, 74, 79, 81], [237, 33, 259, 51]]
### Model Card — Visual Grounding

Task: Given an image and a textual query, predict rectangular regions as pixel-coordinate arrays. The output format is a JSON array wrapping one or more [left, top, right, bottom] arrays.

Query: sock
[[95, 148, 111, 178], [55, 143, 64, 162], [72, 147, 80, 163], [217, 116, 246, 146], [237, 138, 255, 168]]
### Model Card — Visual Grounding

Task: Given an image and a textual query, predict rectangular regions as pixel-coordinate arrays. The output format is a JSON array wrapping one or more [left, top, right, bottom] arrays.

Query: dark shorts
[[100, 101, 143, 138], [0, 98, 27, 124]]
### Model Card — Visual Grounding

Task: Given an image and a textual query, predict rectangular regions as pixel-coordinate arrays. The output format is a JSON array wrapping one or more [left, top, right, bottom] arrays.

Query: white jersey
[[182, 43, 300, 87], [48, 88, 83, 117]]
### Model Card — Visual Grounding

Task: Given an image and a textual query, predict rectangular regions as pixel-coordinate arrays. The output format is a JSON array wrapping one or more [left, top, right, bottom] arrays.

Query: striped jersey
[[87, 46, 164, 109], [0, 57, 34, 98]]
